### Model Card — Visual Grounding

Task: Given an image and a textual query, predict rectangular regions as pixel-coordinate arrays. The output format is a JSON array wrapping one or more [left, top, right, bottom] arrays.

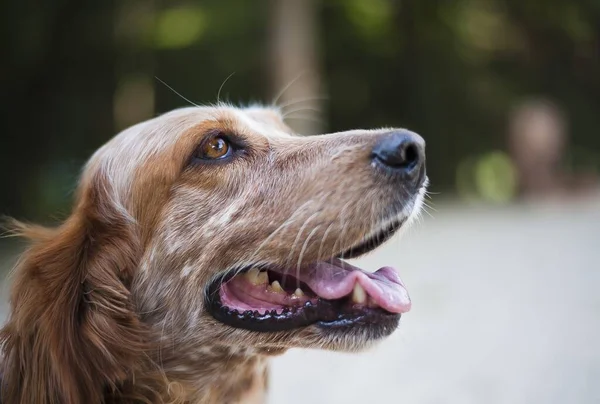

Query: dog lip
[[208, 295, 400, 333]]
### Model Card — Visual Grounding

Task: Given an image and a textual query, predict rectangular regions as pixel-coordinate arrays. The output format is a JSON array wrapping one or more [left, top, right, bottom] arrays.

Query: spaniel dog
[[0, 105, 427, 403]]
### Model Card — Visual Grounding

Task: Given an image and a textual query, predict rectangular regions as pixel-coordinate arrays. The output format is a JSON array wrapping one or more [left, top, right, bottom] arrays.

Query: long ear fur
[[0, 172, 147, 404]]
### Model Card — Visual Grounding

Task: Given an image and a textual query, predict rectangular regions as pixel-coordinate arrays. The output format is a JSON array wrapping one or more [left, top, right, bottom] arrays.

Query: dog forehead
[[83, 105, 296, 204], [150, 105, 293, 142], [91, 105, 290, 165], [233, 106, 295, 140]]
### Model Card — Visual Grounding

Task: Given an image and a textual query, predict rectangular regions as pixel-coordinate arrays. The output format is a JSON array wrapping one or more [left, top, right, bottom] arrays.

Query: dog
[[0, 104, 427, 403]]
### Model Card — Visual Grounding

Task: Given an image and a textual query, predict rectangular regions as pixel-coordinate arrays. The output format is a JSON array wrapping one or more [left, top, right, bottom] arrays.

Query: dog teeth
[[293, 288, 304, 298], [352, 283, 367, 304], [269, 280, 284, 294], [246, 268, 268, 285], [246, 268, 260, 284], [257, 271, 269, 284]]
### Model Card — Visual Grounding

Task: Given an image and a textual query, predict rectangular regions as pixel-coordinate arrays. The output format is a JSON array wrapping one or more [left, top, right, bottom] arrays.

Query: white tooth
[[352, 283, 367, 304], [256, 270, 269, 285], [246, 268, 268, 285], [270, 280, 284, 294], [246, 268, 261, 285], [293, 288, 304, 298]]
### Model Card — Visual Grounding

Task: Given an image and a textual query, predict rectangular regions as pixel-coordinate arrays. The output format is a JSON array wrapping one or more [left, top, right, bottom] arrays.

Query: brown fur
[[0, 105, 426, 403], [1, 174, 151, 403]]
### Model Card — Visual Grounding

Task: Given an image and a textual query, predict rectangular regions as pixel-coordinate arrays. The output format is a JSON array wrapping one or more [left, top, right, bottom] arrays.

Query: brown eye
[[199, 136, 231, 160]]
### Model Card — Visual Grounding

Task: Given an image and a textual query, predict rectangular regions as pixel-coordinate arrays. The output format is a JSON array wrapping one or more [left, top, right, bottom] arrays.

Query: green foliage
[[154, 6, 207, 49], [1, 0, 599, 219]]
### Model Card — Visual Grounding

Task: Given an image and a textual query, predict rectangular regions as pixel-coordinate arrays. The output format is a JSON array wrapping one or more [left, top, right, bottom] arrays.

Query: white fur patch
[[181, 263, 195, 278]]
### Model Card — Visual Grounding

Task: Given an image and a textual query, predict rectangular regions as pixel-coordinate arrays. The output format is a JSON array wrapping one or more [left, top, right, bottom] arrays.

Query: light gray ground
[[1, 199, 599, 403], [269, 199, 600, 404]]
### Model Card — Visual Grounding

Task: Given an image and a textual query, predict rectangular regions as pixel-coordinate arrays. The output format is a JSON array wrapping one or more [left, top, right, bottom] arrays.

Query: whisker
[[272, 71, 306, 106], [216, 72, 236, 105], [278, 95, 329, 110], [335, 216, 350, 261], [282, 211, 320, 285], [330, 200, 354, 260], [421, 206, 434, 219], [424, 202, 438, 214], [421, 203, 436, 218], [155, 77, 199, 107], [317, 220, 336, 263], [282, 107, 322, 118], [295, 225, 322, 289], [421, 198, 437, 214], [243, 199, 316, 271]]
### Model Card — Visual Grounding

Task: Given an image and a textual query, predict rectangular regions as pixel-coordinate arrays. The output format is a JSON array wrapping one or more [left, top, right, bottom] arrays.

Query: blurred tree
[[269, 0, 324, 135], [114, 0, 156, 131], [0, 0, 116, 221], [1, 0, 599, 220]]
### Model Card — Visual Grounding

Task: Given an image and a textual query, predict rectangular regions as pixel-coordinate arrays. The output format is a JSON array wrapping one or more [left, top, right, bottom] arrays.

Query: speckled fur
[[0, 105, 426, 403]]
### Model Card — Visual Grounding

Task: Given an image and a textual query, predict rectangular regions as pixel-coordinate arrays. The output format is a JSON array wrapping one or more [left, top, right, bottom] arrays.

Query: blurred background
[[1, 0, 599, 403]]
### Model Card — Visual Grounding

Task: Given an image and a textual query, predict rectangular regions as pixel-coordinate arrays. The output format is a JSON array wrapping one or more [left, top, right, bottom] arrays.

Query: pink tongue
[[297, 259, 411, 314]]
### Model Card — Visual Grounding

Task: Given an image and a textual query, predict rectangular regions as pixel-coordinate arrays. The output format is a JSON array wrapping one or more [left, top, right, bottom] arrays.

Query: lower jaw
[[317, 309, 400, 333], [316, 311, 401, 345]]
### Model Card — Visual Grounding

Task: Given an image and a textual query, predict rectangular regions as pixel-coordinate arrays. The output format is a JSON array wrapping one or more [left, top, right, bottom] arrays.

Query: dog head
[[1, 105, 426, 403]]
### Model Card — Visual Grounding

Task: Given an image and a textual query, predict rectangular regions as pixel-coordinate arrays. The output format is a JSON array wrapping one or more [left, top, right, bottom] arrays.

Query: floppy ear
[[0, 172, 147, 404]]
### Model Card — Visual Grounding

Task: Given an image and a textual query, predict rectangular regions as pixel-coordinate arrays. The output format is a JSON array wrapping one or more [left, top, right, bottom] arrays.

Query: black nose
[[372, 130, 426, 185]]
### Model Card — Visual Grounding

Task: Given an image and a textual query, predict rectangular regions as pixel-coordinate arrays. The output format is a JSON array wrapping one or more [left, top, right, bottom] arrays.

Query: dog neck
[[153, 343, 285, 404]]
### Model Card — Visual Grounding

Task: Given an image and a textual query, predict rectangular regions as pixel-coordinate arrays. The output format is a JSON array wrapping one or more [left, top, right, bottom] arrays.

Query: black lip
[[206, 282, 400, 333], [204, 216, 405, 333]]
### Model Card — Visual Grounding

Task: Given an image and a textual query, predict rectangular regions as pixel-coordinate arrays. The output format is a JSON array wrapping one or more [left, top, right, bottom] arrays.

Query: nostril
[[401, 143, 419, 170]]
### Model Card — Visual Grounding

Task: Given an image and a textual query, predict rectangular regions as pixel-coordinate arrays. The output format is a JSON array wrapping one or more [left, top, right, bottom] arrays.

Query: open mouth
[[206, 217, 411, 333]]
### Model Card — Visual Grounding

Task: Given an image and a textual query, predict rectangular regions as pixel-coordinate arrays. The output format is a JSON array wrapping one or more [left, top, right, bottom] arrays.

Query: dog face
[[90, 105, 426, 353]]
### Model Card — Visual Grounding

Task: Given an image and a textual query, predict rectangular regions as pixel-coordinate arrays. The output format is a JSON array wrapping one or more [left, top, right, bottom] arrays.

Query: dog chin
[[287, 322, 398, 352]]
